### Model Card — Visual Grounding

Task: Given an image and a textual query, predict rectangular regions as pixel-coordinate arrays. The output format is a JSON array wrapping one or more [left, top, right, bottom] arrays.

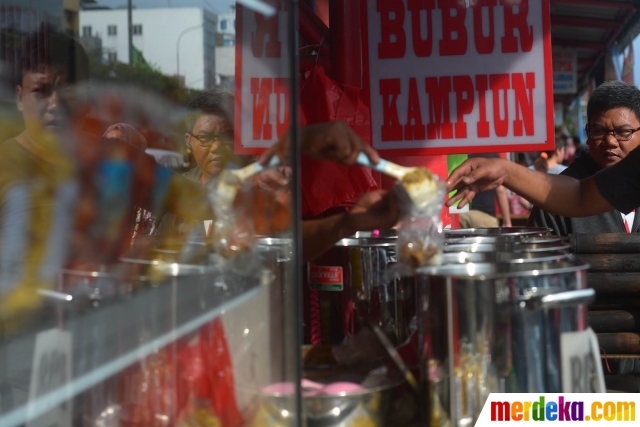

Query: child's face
[[17, 68, 69, 140], [185, 114, 233, 181]]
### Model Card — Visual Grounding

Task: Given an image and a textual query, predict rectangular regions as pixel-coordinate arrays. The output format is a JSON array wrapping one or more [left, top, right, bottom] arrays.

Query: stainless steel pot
[[305, 232, 412, 346], [255, 237, 294, 379], [56, 262, 225, 427], [416, 260, 593, 426]]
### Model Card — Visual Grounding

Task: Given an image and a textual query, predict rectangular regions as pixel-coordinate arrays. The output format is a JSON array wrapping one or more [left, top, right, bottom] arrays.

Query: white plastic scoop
[[356, 152, 439, 208], [215, 155, 281, 212]]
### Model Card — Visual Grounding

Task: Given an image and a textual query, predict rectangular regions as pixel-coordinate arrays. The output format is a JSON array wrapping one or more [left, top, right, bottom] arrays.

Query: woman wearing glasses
[[183, 91, 236, 185], [158, 90, 237, 237], [447, 83, 640, 219]]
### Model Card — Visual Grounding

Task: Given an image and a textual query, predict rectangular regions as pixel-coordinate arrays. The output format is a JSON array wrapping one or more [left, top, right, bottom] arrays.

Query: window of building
[[65, 11, 74, 25], [82, 26, 92, 37], [107, 52, 117, 62], [108, 25, 117, 36], [220, 20, 227, 30], [133, 24, 142, 35], [233, 20, 236, 29]]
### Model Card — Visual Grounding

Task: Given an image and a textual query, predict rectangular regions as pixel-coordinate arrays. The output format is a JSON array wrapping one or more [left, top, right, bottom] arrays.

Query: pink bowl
[[321, 382, 365, 395]]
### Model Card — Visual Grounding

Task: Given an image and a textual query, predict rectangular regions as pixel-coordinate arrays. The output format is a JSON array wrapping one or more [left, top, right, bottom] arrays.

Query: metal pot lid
[[445, 227, 552, 237], [442, 251, 571, 264], [59, 266, 123, 279], [117, 258, 217, 276], [444, 242, 569, 253], [334, 237, 397, 247], [351, 230, 398, 239], [256, 237, 293, 246], [445, 235, 569, 245], [518, 235, 569, 244], [416, 259, 590, 278], [444, 243, 498, 253], [512, 242, 570, 252], [445, 236, 502, 245]]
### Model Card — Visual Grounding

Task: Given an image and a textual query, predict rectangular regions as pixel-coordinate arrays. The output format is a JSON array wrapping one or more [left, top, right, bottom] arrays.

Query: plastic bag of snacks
[[394, 171, 447, 269], [173, 320, 244, 427], [119, 346, 177, 427]]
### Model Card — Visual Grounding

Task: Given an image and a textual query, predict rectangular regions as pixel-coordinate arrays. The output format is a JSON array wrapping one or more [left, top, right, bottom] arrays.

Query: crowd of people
[[0, 24, 403, 326], [8, 20, 640, 330]]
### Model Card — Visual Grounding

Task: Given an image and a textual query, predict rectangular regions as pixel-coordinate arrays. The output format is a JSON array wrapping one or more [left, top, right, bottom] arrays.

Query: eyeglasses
[[187, 132, 232, 148], [586, 125, 640, 142]]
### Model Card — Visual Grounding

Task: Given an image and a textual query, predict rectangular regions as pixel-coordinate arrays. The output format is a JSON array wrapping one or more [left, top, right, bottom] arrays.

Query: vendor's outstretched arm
[[446, 157, 614, 218]]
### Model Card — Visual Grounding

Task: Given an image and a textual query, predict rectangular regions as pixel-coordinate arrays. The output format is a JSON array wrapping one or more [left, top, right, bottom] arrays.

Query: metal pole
[[286, 0, 304, 425], [127, 0, 133, 65], [176, 24, 204, 82]]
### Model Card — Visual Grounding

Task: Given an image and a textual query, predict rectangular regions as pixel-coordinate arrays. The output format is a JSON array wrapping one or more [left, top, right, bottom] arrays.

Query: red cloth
[[299, 67, 378, 217]]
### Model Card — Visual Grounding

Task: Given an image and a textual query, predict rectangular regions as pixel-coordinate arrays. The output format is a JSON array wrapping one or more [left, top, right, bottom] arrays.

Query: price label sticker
[[26, 328, 73, 427], [560, 327, 605, 393], [309, 266, 343, 291]]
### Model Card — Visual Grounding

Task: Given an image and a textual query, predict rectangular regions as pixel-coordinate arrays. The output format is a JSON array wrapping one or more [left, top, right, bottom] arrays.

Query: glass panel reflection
[[0, 1, 298, 426]]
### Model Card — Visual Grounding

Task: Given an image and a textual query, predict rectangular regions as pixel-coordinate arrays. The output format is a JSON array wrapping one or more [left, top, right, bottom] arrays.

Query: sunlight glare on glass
[[237, 0, 277, 16]]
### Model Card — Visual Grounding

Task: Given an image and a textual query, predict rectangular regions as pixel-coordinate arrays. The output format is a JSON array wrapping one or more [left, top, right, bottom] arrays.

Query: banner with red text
[[363, 0, 554, 155], [235, 3, 291, 154]]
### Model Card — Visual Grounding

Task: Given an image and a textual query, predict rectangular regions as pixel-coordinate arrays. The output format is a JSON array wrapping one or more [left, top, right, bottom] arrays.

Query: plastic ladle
[[216, 155, 281, 212], [356, 152, 439, 209]]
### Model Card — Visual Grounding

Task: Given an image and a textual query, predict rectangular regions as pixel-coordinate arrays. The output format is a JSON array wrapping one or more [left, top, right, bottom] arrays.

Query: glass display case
[[0, 1, 301, 426]]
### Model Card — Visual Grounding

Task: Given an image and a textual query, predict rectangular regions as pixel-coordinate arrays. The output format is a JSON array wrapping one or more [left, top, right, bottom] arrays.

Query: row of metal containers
[[0, 237, 295, 427], [306, 227, 598, 427], [10, 230, 594, 427]]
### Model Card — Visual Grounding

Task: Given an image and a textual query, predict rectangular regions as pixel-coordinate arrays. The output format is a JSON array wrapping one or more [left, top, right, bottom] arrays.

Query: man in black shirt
[[527, 81, 640, 235]]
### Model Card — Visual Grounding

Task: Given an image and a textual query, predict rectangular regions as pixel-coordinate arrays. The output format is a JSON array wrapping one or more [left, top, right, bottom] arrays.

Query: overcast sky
[[95, 0, 235, 15]]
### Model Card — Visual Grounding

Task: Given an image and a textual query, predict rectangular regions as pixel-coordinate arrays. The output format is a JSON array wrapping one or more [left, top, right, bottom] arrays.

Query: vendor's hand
[[344, 190, 399, 235], [301, 121, 380, 165], [259, 121, 380, 166], [251, 166, 291, 192], [446, 157, 510, 208]]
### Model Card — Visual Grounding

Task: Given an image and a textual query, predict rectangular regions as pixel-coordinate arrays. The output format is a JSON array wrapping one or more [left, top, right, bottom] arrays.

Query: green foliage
[[89, 58, 201, 105]]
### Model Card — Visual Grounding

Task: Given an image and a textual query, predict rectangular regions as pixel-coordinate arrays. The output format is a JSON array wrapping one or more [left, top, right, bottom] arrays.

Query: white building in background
[[79, 7, 217, 90], [217, 4, 235, 47], [214, 4, 235, 91]]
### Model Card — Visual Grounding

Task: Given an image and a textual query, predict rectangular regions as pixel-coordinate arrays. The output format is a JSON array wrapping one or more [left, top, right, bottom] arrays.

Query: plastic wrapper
[[119, 347, 177, 427], [175, 335, 222, 427], [205, 171, 291, 262], [394, 176, 447, 270]]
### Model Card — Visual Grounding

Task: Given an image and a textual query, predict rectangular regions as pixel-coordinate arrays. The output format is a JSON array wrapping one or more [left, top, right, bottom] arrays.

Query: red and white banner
[[235, 3, 291, 154], [363, 0, 554, 155]]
